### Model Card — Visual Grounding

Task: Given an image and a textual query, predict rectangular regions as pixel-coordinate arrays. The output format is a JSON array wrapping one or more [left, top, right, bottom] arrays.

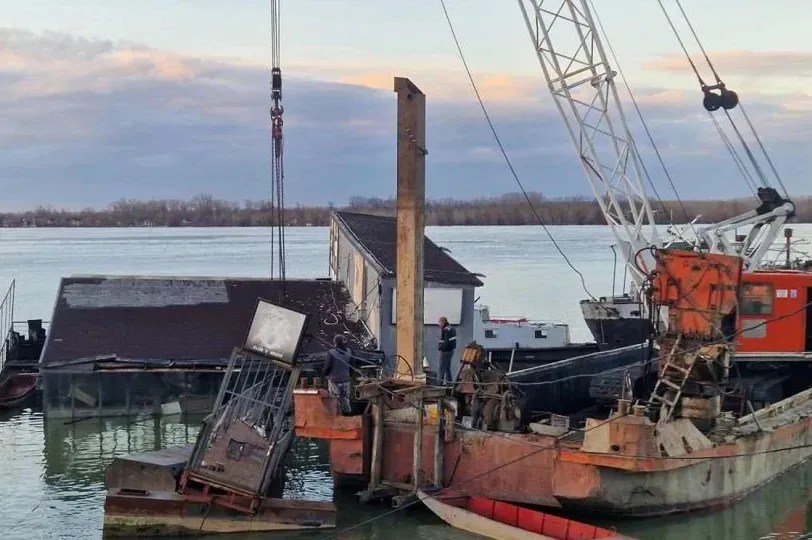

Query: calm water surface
[[2, 225, 812, 539]]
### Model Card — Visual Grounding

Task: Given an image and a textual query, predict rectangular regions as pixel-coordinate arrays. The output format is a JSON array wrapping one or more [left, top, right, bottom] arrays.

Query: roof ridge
[[331, 211, 483, 287]]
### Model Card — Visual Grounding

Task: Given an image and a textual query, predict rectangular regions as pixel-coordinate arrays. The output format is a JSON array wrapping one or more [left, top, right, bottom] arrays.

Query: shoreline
[[4, 194, 812, 229]]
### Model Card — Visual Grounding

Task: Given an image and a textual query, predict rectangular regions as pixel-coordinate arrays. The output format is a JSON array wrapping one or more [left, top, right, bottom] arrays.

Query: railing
[[0, 280, 16, 373]]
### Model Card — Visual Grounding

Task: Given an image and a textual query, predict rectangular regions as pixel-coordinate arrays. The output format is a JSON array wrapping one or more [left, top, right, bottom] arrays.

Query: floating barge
[[293, 246, 812, 518], [294, 364, 812, 516]]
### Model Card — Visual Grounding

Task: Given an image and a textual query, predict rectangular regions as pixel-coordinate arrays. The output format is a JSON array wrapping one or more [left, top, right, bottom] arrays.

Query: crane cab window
[[740, 283, 774, 315]]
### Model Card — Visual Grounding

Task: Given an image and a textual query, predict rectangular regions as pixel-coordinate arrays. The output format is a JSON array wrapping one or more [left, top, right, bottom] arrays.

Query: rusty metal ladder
[[648, 337, 694, 424]]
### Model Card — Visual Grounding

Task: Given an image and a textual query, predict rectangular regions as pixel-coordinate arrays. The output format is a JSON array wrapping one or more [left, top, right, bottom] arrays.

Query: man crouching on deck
[[322, 334, 353, 415], [437, 316, 457, 385]]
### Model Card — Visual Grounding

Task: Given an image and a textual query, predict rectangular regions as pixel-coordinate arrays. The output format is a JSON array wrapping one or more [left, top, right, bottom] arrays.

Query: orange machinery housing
[[651, 249, 812, 358], [652, 249, 742, 341], [736, 270, 812, 356]]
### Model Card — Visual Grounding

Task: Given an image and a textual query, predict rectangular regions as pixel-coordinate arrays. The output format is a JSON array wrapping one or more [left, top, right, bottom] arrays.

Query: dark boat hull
[[0, 373, 38, 409], [583, 317, 650, 351], [580, 297, 650, 351], [487, 343, 600, 372], [507, 343, 655, 420]]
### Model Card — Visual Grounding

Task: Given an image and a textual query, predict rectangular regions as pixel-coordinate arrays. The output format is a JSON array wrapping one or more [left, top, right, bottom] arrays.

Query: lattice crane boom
[[516, 0, 661, 289]]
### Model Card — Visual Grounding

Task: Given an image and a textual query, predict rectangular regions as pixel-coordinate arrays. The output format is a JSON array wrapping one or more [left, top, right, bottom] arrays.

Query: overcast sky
[[1, 0, 810, 210]]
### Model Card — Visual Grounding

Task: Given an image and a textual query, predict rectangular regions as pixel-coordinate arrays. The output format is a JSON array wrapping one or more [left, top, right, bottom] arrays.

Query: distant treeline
[[2, 193, 811, 227]]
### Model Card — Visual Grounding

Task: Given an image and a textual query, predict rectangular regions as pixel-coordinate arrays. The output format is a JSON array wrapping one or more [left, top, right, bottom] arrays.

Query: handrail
[[0, 280, 16, 373]]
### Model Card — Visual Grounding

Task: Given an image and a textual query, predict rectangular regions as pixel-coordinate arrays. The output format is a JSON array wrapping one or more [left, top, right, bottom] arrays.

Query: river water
[[1, 225, 812, 539]]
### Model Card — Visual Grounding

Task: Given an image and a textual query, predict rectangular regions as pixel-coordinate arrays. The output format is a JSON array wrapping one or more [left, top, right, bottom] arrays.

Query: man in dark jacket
[[322, 334, 352, 415], [437, 316, 457, 385]]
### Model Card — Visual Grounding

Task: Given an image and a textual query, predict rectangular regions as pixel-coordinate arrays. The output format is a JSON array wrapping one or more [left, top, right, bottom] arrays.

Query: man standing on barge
[[437, 316, 457, 386], [322, 334, 352, 415]]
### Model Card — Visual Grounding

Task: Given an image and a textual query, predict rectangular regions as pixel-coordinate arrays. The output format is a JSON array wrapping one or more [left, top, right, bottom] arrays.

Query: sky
[[1, 0, 811, 210]]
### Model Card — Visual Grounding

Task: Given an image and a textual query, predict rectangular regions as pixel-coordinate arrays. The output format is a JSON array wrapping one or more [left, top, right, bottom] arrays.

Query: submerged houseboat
[[38, 275, 366, 419]]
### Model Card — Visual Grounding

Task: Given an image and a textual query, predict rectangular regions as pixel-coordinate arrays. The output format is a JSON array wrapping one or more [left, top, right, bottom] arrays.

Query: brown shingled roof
[[41, 276, 365, 365], [333, 211, 483, 287]]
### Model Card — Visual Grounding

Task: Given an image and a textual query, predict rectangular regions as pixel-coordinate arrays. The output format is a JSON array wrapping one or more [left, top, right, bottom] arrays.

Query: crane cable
[[588, 0, 695, 231], [653, 0, 757, 198], [438, 0, 598, 301], [708, 111, 758, 197], [654, 0, 790, 199], [270, 0, 287, 287]]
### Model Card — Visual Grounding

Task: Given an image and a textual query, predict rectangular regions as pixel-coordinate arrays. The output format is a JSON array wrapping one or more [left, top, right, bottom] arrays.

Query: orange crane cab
[[736, 270, 812, 359]]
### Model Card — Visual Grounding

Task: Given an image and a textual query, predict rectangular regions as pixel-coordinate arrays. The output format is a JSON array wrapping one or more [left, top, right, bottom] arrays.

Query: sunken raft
[[329, 211, 483, 377], [40, 276, 364, 419]]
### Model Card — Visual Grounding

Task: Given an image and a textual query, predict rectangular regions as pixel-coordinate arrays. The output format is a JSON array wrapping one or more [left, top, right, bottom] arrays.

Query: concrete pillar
[[393, 77, 427, 381]]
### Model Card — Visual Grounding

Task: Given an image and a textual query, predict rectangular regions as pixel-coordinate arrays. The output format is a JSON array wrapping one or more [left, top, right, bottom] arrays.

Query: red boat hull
[[0, 373, 37, 408]]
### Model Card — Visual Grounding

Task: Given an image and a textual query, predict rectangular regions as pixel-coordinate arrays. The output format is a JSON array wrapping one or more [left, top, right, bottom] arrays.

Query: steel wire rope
[[656, 0, 772, 190], [722, 109, 771, 189], [708, 111, 759, 197], [269, 0, 286, 283], [316, 332, 812, 460], [653, 0, 707, 86], [320, 354, 812, 540], [306, 297, 812, 538], [310, 292, 812, 489], [671, 0, 788, 197], [657, 0, 789, 197], [316, 291, 812, 389], [651, 1, 758, 200], [588, 0, 695, 236], [438, 0, 598, 301], [738, 100, 790, 198], [670, 0, 722, 85]]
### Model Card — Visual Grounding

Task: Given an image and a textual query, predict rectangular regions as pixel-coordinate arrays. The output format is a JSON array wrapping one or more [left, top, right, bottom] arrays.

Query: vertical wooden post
[[125, 376, 131, 417], [369, 395, 385, 490], [393, 77, 427, 381], [70, 373, 75, 420], [413, 396, 424, 490], [97, 375, 103, 415], [434, 399, 445, 488]]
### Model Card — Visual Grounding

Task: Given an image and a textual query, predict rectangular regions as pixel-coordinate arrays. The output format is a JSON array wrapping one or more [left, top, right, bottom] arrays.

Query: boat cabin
[[736, 270, 812, 360]]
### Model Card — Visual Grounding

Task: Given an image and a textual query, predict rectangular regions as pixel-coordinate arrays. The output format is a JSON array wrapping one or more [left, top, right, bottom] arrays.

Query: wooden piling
[[434, 399, 445, 487], [413, 397, 424, 489], [393, 76, 427, 382], [370, 395, 385, 490]]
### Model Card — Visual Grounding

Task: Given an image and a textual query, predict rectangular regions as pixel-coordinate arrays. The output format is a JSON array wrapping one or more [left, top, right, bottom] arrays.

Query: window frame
[[739, 282, 774, 316]]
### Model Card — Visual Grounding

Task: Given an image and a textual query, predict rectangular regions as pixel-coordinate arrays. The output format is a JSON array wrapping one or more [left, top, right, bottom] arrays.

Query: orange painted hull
[[418, 489, 632, 539], [295, 389, 812, 517]]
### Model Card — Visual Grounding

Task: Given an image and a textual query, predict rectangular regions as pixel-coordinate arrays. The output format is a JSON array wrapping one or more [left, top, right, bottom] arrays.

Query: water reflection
[[611, 460, 812, 540], [3, 407, 812, 539], [1, 409, 201, 539]]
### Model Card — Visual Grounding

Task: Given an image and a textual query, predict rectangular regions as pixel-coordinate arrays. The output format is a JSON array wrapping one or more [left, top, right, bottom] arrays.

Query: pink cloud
[[642, 50, 812, 77], [332, 68, 541, 106]]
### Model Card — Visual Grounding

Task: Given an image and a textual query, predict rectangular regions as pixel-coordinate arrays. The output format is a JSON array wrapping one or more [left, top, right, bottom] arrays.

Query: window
[[740, 283, 774, 315], [391, 287, 463, 325], [534, 330, 547, 339], [484, 329, 497, 339]]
